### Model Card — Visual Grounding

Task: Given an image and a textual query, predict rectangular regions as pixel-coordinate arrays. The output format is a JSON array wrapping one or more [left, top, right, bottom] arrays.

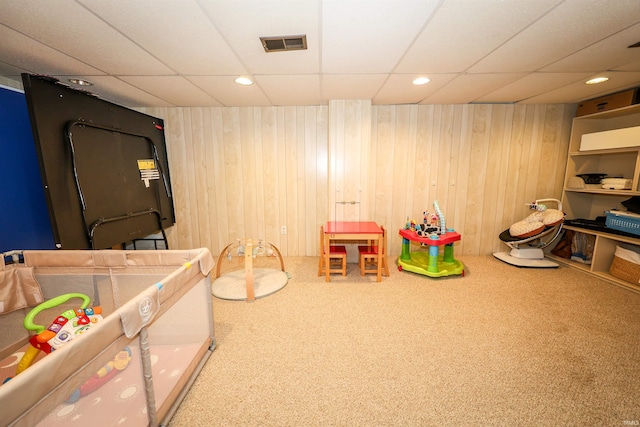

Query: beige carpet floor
[[168, 255, 640, 427]]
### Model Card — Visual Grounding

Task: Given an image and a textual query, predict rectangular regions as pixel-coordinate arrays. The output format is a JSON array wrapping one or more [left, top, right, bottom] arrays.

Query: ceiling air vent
[[260, 35, 307, 52]]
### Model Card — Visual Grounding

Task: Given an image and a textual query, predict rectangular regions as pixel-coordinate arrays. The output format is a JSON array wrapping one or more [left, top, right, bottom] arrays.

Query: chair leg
[[322, 255, 347, 276], [360, 254, 389, 276], [382, 255, 389, 276]]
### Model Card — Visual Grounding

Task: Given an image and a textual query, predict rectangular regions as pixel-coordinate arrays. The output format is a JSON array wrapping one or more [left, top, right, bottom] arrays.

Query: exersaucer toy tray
[[397, 229, 464, 278], [0, 248, 216, 427]]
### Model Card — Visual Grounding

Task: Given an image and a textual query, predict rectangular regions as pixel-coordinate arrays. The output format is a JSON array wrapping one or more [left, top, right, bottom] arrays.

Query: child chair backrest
[[319, 225, 325, 255], [380, 225, 386, 254]]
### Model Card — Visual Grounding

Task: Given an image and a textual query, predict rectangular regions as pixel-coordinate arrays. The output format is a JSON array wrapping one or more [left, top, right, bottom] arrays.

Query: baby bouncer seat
[[493, 198, 565, 268]]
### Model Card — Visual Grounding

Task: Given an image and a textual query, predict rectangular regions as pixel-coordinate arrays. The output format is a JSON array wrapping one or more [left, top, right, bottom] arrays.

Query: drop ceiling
[[1, 0, 639, 108]]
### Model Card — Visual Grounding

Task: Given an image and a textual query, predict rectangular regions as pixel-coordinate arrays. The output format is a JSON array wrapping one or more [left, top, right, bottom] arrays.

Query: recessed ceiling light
[[235, 77, 253, 86], [586, 77, 609, 85], [68, 78, 93, 86], [412, 77, 430, 86]]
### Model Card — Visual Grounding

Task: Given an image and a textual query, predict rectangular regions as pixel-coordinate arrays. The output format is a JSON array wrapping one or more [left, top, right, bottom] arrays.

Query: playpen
[[0, 248, 215, 426]]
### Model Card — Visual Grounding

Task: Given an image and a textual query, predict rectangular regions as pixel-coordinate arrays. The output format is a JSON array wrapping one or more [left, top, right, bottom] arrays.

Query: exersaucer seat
[[493, 198, 565, 268]]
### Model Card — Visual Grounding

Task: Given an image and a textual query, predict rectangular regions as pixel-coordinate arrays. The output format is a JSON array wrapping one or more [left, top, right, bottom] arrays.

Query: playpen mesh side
[[0, 270, 173, 359], [0, 248, 215, 427]]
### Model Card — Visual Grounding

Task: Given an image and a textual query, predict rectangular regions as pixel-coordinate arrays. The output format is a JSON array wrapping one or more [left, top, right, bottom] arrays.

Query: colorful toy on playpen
[[1, 293, 103, 386], [16, 293, 103, 376], [397, 200, 465, 277], [3, 292, 132, 403], [66, 347, 132, 403]]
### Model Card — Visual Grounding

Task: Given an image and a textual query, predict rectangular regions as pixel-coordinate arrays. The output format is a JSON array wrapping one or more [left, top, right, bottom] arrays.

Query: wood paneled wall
[[328, 100, 372, 222], [144, 106, 329, 258], [369, 104, 574, 256], [144, 102, 575, 258]]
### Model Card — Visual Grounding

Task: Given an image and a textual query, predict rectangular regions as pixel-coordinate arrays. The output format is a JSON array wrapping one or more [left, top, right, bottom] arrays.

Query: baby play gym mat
[[212, 239, 289, 301]]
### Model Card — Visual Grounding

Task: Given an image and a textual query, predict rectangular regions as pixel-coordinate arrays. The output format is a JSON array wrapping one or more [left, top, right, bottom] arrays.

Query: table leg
[[376, 235, 382, 282], [325, 233, 331, 282]]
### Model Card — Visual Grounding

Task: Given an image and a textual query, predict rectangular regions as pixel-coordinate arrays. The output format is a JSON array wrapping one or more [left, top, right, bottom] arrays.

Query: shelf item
[[580, 125, 640, 151], [609, 245, 640, 284], [576, 173, 607, 184], [605, 211, 640, 236], [550, 103, 640, 294], [601, 178, 632, 190], [569, 231, 595, 264], [576, 88, 640, 117]]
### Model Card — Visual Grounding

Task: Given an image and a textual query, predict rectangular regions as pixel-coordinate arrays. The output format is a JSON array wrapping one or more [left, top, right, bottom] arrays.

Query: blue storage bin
[[605, 211, 640, 236]]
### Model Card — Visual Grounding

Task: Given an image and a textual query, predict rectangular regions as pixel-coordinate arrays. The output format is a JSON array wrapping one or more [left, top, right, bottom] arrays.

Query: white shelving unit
[[548, 104, 640, 293]]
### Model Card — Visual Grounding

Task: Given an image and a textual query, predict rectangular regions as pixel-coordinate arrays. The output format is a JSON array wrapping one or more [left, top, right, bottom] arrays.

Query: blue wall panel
[[0, 85, 55, 252]]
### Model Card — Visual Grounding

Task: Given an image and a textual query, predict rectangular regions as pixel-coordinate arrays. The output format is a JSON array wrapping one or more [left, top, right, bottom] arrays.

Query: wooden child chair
[[318, 225, 347, 276], [358, 225, 389, 277]]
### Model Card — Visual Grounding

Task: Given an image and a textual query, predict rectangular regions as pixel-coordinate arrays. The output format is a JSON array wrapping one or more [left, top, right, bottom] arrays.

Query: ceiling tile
[[615, 59, 640, 72], [198, 0, 320, 75], [0, 23, 105, 77], [396, 0, 561, 73], [474, 72, 591, 103], [77, 0, 247, 75], [374, 73, 457, 105], [188, 75, 271, 107], [321, 74, 388, 102], [521, 71, 640, 103], [0, 0, 638, 106], [255, 75, 321, 106], [54, 75, 176, 107], [119, 76, 220, 106], [0, 64, 25, 82], [0, 1, 174, 75], [421, 74, 526, 104], [322, 0, 441, 73], [470, 0, 640, 73], [542, 23, 640, 73]]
